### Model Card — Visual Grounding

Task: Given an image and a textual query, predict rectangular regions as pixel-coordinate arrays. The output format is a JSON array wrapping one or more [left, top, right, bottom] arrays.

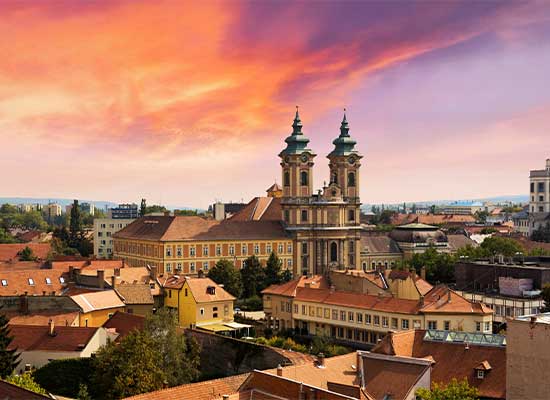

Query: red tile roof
[[420, 286, 492, 315], [0, 269, 68, 296], [8, 324, 99, 352], [7, 311, 79, 327], [102, 311, 145, 341], [0, 243, 51, 262], [70, 290, 125, 313], [262, 275, 328, 297], [163, 276, 235, 303], [373, 330, 506, 399], [229, 197, 282, 222]]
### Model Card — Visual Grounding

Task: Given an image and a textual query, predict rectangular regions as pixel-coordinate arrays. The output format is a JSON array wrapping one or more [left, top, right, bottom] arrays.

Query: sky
[[1, 0, 550, 208]]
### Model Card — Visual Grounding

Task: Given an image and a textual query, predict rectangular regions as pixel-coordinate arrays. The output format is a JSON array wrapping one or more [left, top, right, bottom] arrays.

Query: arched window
[[331, 172, 337, 184], [300, 171, 308, 186], [348, 172, 356, 187], [330, 242, 338, 262], [348, 209, 355, 221], [284, 171, 290, 187]]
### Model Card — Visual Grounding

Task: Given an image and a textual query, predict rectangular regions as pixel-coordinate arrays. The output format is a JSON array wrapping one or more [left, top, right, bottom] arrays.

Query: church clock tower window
[[348, 172, 356, 187], [284, 171, 290, 186], [300, 171, 309, 186]]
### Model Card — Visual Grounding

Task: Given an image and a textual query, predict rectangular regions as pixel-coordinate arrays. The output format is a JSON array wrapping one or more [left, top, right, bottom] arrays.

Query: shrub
[[34, 358, 94, 398]]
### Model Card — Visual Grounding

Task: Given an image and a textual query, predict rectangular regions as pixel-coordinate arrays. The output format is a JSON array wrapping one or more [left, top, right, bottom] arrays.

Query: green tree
[[264, 252, 283, 287], [92, 330, 166, 399], [69, 200, 82, 245], [144, 308, 200, 386], [140, 198, 147, 217], [474, 210, 489, 224], [207, 259, 242, 298], [241, 255, 265, 298], [18, 211, 47, 231], [0, 309, 19, 378], [412, 203, 417, 214], [430, 205, 436, 214], [479, 236, 524, 257], [0, 228, 18, 244], [416, 378, 479, 400], [531, 222, 550, 243], [408, 247, 455, 283], [5, 372, 47, 395], [34, 358, 94, 398], [77, 383, 91, 400], [145, 205, 168, 214], [17, 246, 36, 261]]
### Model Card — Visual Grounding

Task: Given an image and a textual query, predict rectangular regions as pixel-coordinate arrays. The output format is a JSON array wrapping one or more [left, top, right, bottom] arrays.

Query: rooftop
[[0, 269, 68, 296], [70, 290, 125, 313], [163, 276, 235, 303], [0, 243, 51, 262], [514, 312, 550, 324], [102, 311, 145, 341], [9, 324, 99, 352]]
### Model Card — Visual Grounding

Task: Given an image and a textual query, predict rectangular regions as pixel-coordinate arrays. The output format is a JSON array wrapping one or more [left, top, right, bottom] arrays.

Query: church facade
[[280, 109, 363, 275]]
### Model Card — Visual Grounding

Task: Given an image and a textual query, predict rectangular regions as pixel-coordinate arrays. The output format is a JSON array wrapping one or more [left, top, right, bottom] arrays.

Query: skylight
[[28, 278, 35, 285], [1, 279, 7, 286], [45, 277, 52, 285]]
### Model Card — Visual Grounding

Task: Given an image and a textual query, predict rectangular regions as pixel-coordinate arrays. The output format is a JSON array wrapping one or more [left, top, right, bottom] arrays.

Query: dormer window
[[207, 286, 216, 295], [477, 370, 485, 379], [28, 278, 35, 286], [59, 277, 65, 284], [45, 278, 52, 285], [1, 279, 7, 286]]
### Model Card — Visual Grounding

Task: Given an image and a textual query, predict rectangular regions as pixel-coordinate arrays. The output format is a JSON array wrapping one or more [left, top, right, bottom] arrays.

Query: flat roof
[[515, 313, 550, 324]]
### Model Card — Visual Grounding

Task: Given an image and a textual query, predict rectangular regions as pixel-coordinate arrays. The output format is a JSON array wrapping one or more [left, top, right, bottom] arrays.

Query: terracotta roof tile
[[0, 269, 68, 296], [0, 243, 51, 262], [116, 284, 154, 305], [447, 234, 477, 251], [361, 234, 402, 254], [163, 276, 235, 303], [262, 275, 328, 297], [7, 311, 79, 327], [8, 324, 99, 352], [70, 290, 125, 313], [228, 197, 282, 222], [420, 286, 492, 315], [102, 311, 145, 341]]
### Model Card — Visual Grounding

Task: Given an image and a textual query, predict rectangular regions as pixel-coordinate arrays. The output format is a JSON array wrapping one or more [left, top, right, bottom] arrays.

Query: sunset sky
[[1, 1, 550, 208]]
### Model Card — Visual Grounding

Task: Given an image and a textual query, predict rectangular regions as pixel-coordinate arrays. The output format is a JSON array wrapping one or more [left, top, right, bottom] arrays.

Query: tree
[[140, 199, 147, 217], [4, 372, 48, 395], [69, 200, 82, 245], [77, 383, 91, 400], [430, 205, 436, 214], [0, 308, 19, 378], [144, 308, 200, 386], [145, 205, 168, 214], [34, 358, 94, 398], [408, 247, 455, 284], [479, 236, 524, 257], [92, 330, 167, 399], [264, 252, 283, 287], [412, 203, 417, 214], [474, 210, 489, 224], [416, 378, 479, 400], [18, 211, 47, 231], [241, 255, 265, 298], [0, 228, 18, 244], [17, 246, 36, 261], [208, 259, 242, 298], [531, 222, 550, 243]]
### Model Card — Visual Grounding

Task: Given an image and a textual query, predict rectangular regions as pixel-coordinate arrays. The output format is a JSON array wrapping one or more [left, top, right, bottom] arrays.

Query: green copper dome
[[328, 111, 359, 157], [279, 107, 313, 156]]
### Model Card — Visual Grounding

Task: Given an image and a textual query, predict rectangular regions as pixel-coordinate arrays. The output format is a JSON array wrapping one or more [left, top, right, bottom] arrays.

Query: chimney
[[419, 295, 424, 307], [447, 289, 452, 303], [546, 158, 550, 171], [111, 275, 117, 289], [150, 265, 158, 280], [97, 270, 105, 289], [420, 266, 426, 281], [317, 353, 325, 368], [114, 268, 120, 277], [19, 294, 29, 314], [48, 319, 55, 337], [305, 282, 311, 289], [198, 269, 204, 278], [276, 364, 283, 377]]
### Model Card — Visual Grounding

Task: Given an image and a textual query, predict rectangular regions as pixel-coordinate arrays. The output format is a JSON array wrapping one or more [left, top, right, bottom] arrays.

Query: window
[[413, 320, 421, 329], [302, 305, 306, 315], [225, 305, 229, 316], [213, 313, 218, 318], [278, 244, 284, 254], [332, 310, 338, 320], [391, 318, 398, 329], [242, 245, 247, 255], [382, 316, 388, 328], [284, 171, 290, 187], [531, 182, 535, 192], [287, 244, 292, 253], [287, 259, 292, 268], [301, 210, 308, 222], [254, 244, 260, 254], [365, 314, 371, 325], [229, 245, 235, 255], [348, 312, 354, 322], [348, 171, 356, 187], [166, 263, 172, 273], [444, 321, 450, 331], [538, 182, 545, 192], [309, 306, 315, 316], [348, 209, 355, 221], [284, 210, 290, 222], [216, 245, 221, 256], [28, 278, 34, 285], [294, 304, 298, 314], [373, 315, 380, 326], [168, 290, 172, 298], [190, 262, 195, 272], [476, 322, 481, 332], [98, 232, 103, 237], [59, 277, 65, 284], [166, 247, 172, 257], [203, 245, 209, 256], [101, 240, 106, 245], [302, 242, 308, 255], [45, 277, 52, 285], [100, 224, 106, 229], [106, 232, 111, 237], [477, 370, 485, 379], [539, 206, 544, 212], [324, 308, 330, 319], [176, 263, 182, 271], [190, 246, 196, 256], [1, 280, 7, 286], [357, 313, 363, 323], [203, 261, 209, 271], [330, 242, 338, 262], [428, 321, 437, 330], [200, 308, 205, 316], [402, 319, 409, 330], [177, 246, 182, 257], [300, 171, 308, 186], [484, 321, 491, 332], [316, 307, 322, 318], [340, 311, 346, 321]]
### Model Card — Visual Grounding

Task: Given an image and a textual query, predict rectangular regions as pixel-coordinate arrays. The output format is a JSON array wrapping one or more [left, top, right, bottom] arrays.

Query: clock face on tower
[[348, 156, 355, 165], [301, 154, 308, 163]]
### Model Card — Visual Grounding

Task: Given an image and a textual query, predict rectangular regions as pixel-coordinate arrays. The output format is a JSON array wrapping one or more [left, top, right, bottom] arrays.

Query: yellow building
[[114, 216, 293, 276], [163, 275, 235, 331], [70, 290, 126, 327], [263, 273, 493, 346]]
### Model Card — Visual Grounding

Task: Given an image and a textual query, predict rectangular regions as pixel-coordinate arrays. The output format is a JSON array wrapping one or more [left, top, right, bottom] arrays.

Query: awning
[[224, 321, 252, 329], [197, 324, 235, 332]]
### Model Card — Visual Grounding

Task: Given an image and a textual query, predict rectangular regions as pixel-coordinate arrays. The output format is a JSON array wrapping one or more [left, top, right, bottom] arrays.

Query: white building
[[529, 159, 550, 235], [94, 218, 135, 258]]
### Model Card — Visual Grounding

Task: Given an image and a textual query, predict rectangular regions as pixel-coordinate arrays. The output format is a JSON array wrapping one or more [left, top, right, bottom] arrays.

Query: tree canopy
[[531, 222, 550, 243], [4, 372, 48, 395], [208, 259, 243, 298], [416, 378, 479, 400], [240, 255, 266, 298], [0, 309, 19, 378]]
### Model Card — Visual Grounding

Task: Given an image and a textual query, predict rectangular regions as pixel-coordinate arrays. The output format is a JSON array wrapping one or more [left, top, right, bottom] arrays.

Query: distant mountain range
[[0, 197, 201, 212], [362, 194, 528, 211]]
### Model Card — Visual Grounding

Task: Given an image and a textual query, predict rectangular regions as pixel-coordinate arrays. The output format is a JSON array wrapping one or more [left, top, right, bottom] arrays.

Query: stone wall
[[0, 295, 80, 314], [186, 329, 290, 380]]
